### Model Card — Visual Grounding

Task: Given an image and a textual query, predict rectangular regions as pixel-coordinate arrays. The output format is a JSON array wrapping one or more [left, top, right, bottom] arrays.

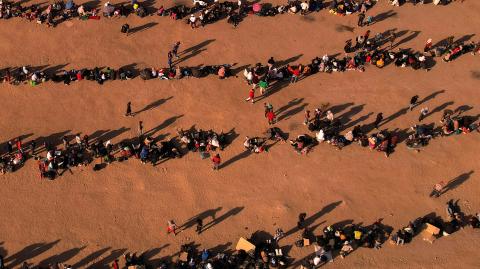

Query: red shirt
[[266, 111, 276, 121], [212, 156, 221, 164], [249, 89, 255, 98]]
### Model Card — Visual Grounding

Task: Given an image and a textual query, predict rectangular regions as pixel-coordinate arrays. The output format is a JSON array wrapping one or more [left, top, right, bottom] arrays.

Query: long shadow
[[89, 127, 131, 144], [278, 103, 309, 121], [455, 34, 475, 45], [338, 104, 364, 125], [119, 63, 139, 78], [416, 90, 445, 107], [230, 63, 251, 76], [454, 105, 473, 114], [140, 244, 170, 268], [275, 98, 304, 115], [276, 54, 303, 67], [5, 240, 61, 268], [43, 64, 69, 76], [135, 96, 173, 115], [36, 130, 71, 153], [256, 79, 289, 102], [373, 10, 397, 24], [83, 0, 101, 9], [432, 35, 453, 49], [179, 207, 223, 230], [343, 112, 373, 131], [424, 101, 454, 120], [0, 133, 34, 156], [89, 248, 127, 269], [144, 115, 184, 138], [379, 107, 409, 127], [284, 201, 343, 237], [72, 247, 111, 268], [128, 22, 159, 35], [175, 39, 216, 65], [39, 246, 86, 266], [219, 150, 251, 169], [329, 102, 354, 115], [442, 171, 474, 195], [202, 207, 244, 232], [394, 30, 421, 48]]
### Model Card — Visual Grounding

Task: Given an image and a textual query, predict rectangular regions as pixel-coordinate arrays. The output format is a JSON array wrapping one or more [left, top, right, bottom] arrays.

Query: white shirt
[[301, 2, 309, 10]]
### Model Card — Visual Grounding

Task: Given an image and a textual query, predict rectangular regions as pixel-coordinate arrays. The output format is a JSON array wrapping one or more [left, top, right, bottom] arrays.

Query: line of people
[[0, 0, 467, 29], [3, 202, 479, 269]]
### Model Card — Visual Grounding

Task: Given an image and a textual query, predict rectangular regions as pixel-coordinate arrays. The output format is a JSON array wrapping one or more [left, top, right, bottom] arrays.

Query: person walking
[[245, 88, 255, 104], [409, 95, 419, 111], [125, 101, 133, 117], [419, 107, 429, 122], [212, 153, 221, 170], [374, 113, 383, 129], [196, 218, 203, 234]]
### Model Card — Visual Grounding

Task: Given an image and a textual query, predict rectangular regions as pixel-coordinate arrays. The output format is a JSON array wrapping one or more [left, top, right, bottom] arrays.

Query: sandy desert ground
[[0, 0, 480, 268]]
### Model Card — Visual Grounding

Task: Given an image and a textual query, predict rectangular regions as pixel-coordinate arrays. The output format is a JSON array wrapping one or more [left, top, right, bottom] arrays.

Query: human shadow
[[284, 201, 343, 237], [424, 101, 454, 120], [89, 127, 131, 145], [416, 90, 445, 107], [140, 244, 170, 268], [329, 103, 354, 115], [39, 246, 86, 266], [135, 96, 173, 115], [202, 206, 245, 232], [175, 39, 216, 65], [471, 71, 480, 80], [441, 171, 474, 195], [454, 34, 475, 45], [337, 104, 364, 125], [454, 105, 473, 114], [83, 0, 101, 9], [379, 107, 409, 128], [179, 207, 223, 230], [128, 22, 159, 35], [276, 54, 303, 67], [43, 64, 69, 76], [394, 30, 421, 48], [36, 130, 71, 153], [144, 115, 184, 138], [219, 150, 251, 169], [72, 247, 111, 268], [278, 102, 309, 121], [372, 10, 397, 25], [5, 240, 61, 268], [230, 63, 251, 76], [89, 248, 128, 269], [119, 63, 139, 78], [275, 98, 304, 116], [343, 112, 373, 131]]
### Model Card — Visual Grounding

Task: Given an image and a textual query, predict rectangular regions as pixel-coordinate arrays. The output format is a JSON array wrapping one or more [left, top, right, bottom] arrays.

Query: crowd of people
[[0, 0, 469, 29], [2, 202, 478, 269]]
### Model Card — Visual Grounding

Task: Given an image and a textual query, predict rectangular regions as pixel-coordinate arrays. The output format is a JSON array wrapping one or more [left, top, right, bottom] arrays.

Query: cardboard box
[[236, 237, 256, 252]]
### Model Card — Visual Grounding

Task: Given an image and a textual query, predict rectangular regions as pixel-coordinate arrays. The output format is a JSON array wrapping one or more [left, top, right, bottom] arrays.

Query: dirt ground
[[1, 0, 480, 268]]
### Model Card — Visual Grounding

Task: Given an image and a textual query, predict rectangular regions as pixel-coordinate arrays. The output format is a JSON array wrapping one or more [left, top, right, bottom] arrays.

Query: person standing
[[389, 31, 396, 49], [303, 110, 311, 125], [374, 113, 383, 129], [419, 107, 429, 122], [121, 23, 130, 35], [430, 181, 445, 198], [168, 51, 173, 69], [266, 110, 276, 125], [196, 218, 203, 234], [358, 12, 365, 27], [112, 259, 120, 269], [167, 220, 178, 236], [409, 95, 419, 111], [212, 154, 221, 170], [138, 121, 144, 136], [125, 101, 133, 117], [172, 41, 181, 59]]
